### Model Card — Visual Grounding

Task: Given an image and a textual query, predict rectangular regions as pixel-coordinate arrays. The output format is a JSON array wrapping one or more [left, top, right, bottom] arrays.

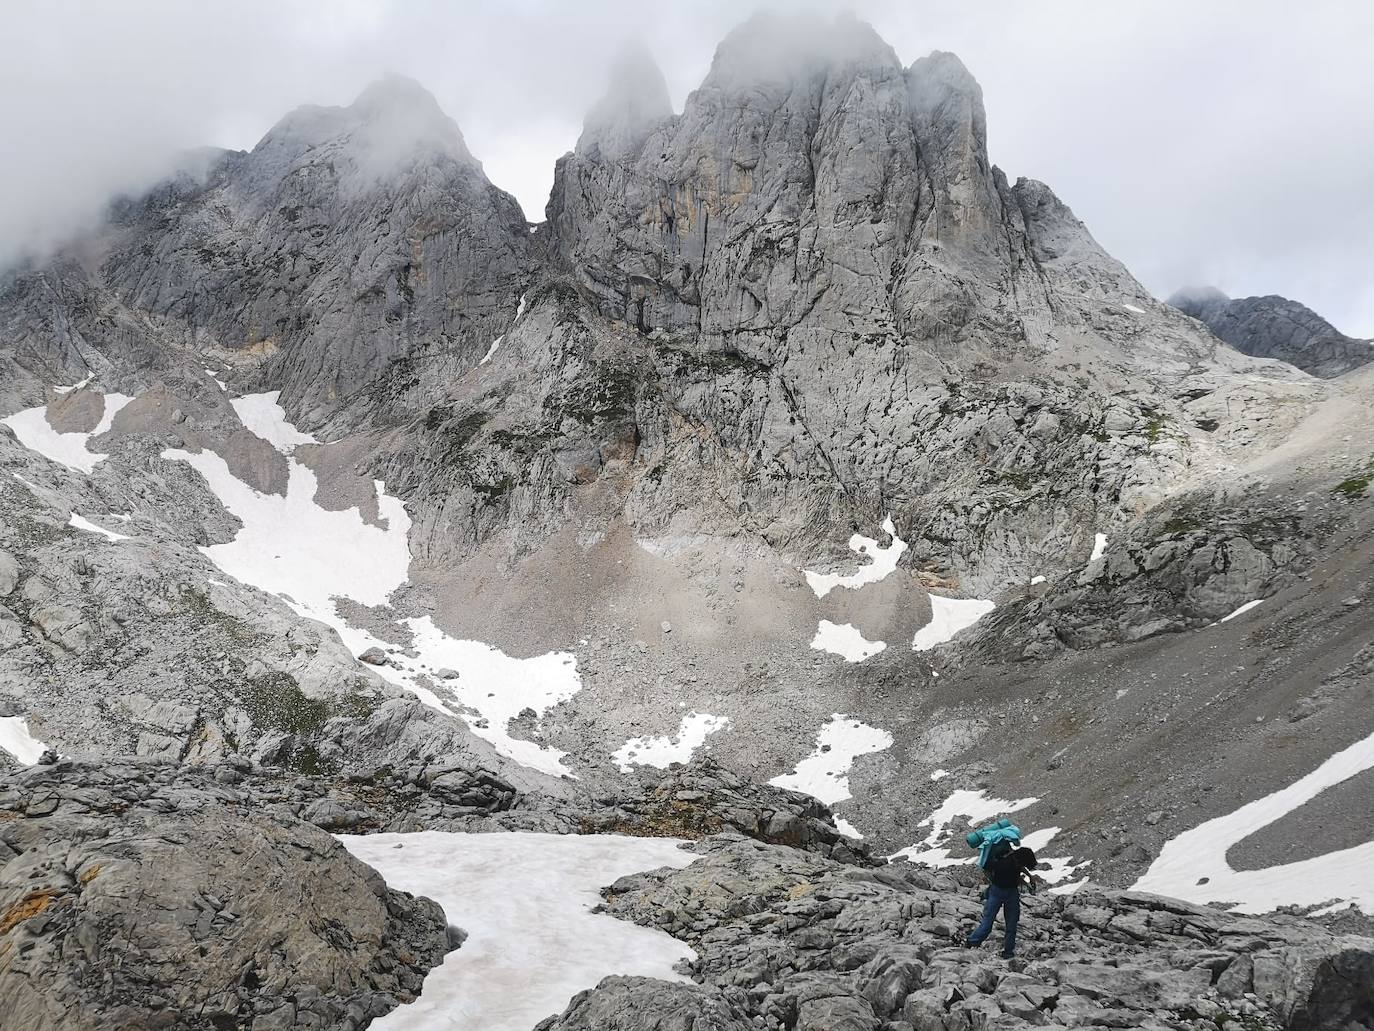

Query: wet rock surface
[[0, 760, 452, 1030]]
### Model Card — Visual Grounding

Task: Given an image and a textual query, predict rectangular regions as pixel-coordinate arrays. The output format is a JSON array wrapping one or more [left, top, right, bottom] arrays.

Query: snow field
[[769, 714, 893, 806], [0, 716, 50, 765], [612, 712, 730, 772], [889, 789, 1088, 890], [1, 391, 133, 473], [164, 393, 582, 776], [912, 595, 995, 652], [1132, 728, 1374, 913], [337, 831, 695, 1031], [810, 619, 886, 662], [803, 516, 907, 598]]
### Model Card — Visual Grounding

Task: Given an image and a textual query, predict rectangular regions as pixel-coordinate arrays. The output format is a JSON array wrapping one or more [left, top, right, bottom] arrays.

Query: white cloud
[[3, 1, 1370, 334]]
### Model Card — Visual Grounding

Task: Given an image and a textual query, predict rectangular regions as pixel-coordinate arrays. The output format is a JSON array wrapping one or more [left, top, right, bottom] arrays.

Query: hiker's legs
[[968, 886, 1007, 945], [1002, 890, 1022, 957]]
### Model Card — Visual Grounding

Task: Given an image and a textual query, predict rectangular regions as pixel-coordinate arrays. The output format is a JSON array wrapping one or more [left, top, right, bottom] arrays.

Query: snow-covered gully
[[338, 831, 695, 1030]]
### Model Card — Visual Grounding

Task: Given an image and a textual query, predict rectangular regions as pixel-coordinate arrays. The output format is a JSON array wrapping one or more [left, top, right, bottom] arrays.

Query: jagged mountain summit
[[1, 12, 1372, 1030], [1170, 285, 1374, 379]]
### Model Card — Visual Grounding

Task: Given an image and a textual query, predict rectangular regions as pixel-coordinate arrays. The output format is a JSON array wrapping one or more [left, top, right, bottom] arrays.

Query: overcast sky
[[4, 0, 1372, 334]]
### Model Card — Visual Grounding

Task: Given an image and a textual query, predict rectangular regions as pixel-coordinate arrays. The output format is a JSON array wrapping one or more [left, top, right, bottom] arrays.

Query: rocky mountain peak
[[247, 74, 476, 197], [701, 11, 902, 91], [576, 42, 672, 160], [1171, 287, 1374, 377], [907, 49, 988, 143]]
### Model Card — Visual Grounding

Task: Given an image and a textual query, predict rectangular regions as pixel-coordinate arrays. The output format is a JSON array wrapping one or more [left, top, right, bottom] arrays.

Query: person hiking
[[966, 845, 1039, 959]]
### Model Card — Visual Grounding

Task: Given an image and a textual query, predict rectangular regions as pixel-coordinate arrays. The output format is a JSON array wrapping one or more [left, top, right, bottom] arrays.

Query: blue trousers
[[968, 885, 1020, 956]]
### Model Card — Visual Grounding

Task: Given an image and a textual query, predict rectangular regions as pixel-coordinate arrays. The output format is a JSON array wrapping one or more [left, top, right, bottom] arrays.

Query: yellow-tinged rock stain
[[79, 864, 102, 886], [0, 890, 56, 935], [787, 880, 814, 900]]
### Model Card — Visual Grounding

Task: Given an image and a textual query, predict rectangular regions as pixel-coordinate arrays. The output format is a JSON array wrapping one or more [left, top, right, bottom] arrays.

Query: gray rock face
[[564, 834, 1374, 1031], [536, 976, 754, 1030], [1171, 286, 1374, 378], [2, 75, 530, 426], [0, 759, 451, 1030]]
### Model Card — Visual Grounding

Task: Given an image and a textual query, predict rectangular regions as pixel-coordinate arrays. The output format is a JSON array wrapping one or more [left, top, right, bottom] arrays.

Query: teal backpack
[[965, 819, 1023, 876]]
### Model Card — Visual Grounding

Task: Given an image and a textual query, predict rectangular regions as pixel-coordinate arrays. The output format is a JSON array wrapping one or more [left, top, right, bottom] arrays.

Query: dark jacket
[[987, 846, 1038, 891]]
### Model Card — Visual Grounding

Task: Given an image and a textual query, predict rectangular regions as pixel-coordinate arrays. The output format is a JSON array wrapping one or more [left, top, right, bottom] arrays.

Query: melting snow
[[1132, 728, 1374, 913], [1089, 532, 1108, 563], [613, 712, 730, 772], [930, 768, 950, 781], [810, 620, 886, 662], [68, 513, 131, 542], [164, 393, 582, 776], [803, 516, 907, 598], [1216, 599, 1264, 624], [1122, 303, 1147, 314], [0, 716, 50, 765], [769, 714, 893, 806], [1, 392, 133, 473], [338, 832, 696, 1031], [912, 595, 995, 651]]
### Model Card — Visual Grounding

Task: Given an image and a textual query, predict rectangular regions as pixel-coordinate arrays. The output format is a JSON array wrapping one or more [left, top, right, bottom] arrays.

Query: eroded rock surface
[[0, 760, 452, 1030]]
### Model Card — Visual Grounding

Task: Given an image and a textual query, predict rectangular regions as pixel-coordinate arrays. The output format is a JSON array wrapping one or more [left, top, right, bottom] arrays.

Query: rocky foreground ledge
[[0, 760, 454, 1030], [1, 759, 1370, 1031], [545, 837, 1373, 1031]]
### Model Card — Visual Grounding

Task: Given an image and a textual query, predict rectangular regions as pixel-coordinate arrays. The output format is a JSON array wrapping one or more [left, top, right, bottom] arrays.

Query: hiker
[[966, 845, 1039, 959]]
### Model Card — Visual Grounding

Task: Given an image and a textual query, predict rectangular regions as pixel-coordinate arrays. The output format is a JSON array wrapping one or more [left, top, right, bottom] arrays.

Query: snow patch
[[769, 714, 893, 806], [68, 513, 131, 542], [1216, 599, 1263, 624], [479, 336, 502, 365], [929, 768, 950, 781], [1132, 728, 1374, 913], [164, 395, 581, 776], [890, 789, 1038, 867], [810, 620, 886, 662], [0, 716, 50, 765], [803, 516, 907, 598], [53, 375, 92, 395], [1030, 575, 1046, 586], [338, 832, 696, 1031], [1089, 532, 1108, 563], [613, 712, 730, 772], [1018, 826, 1090, 886], [912, 595, 995, 651], [835, 817, 863, 839], [2, 392, 133, 473], [1122, 303, 1147, 314]]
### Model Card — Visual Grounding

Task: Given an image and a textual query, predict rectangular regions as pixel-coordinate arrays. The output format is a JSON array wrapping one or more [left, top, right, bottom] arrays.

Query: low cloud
[[4, 0, 1371, 334]]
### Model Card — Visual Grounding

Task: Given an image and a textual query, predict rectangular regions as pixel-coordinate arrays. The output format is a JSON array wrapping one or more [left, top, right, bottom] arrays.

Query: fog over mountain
[[3, 0, 1373, 335]]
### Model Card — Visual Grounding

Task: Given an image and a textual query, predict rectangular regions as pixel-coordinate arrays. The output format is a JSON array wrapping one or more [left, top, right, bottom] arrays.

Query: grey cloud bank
[[3, 0, 1371, 335]]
